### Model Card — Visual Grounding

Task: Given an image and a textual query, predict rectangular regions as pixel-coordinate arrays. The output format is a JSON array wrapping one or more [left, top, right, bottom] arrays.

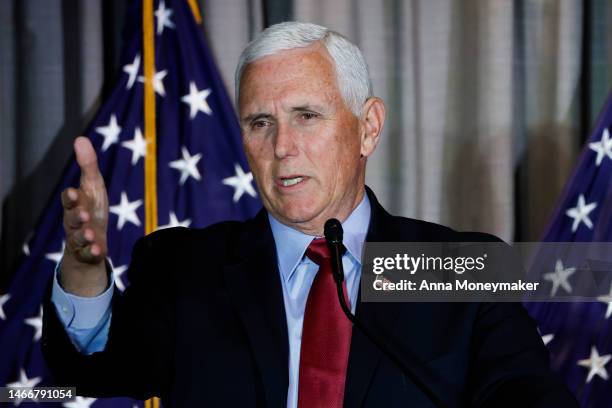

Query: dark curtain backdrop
[[1, 0, 611, 286]]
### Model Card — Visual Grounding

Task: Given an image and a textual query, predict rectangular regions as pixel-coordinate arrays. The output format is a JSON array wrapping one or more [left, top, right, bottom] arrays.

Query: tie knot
[[305, 238, 331, 265]]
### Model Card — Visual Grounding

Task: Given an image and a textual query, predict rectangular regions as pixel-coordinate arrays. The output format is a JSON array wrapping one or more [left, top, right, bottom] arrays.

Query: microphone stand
[[324, 219, 451, 408]]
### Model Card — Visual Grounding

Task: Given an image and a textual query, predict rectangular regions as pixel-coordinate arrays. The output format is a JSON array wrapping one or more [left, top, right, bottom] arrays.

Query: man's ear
[[360, 97, 386, 158]]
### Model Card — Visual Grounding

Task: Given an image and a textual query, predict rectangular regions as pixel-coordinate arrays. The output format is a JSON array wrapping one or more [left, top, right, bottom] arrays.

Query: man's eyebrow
[[241, 113, 272, 124], [291, 105, 325, 112]]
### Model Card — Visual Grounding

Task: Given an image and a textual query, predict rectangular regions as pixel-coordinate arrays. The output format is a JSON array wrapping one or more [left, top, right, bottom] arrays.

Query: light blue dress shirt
[[51, 265, 114, 353], [51, 194, 371, 407]]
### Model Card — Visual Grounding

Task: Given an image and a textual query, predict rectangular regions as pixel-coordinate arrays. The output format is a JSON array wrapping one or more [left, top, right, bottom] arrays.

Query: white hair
[[235, 21, 373, 117]]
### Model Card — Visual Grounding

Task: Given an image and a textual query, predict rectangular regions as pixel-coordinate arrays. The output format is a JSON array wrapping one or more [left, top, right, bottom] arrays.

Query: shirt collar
[[268, 193, 371, 283]]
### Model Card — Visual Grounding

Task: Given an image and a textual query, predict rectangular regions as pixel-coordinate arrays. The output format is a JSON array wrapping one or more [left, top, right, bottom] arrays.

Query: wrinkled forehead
[[238, 45, 342, 113]]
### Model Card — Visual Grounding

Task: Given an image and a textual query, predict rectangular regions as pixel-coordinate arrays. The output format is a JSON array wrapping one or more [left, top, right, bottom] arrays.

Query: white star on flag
[[589, 128, 612, 166], [0, 293, 10, 320], [123, 54, 141, 89], [543, 259, 575, 297], [45, 240, 66, 267], [169, 147, 202, 184], [565, 194, 597, 233], [24, 306, 43, 342], [577, 346, 611, 383], [109, 192, 142, 230], [121, 127, 147, 165], [138, 70, 168, 97], [95, 114, 122, 152], [155, 0, 175, 35], [541, 333, 554, 346], [7, 368, 42, 406], [222, 163, 257, 203], [597, 282, 612, 319], [181, 81, 212, 119], [158, 212, 192, 230], [63, 396, 97, 408], [112, 264, 128, 292]]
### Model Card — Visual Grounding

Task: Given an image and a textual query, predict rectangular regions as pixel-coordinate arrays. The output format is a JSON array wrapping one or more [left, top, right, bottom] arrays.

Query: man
[[43, 22, 577, 407]]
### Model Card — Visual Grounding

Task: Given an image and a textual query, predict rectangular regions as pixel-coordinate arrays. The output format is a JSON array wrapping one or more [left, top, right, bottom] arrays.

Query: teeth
[[281, 177, 304, 187]]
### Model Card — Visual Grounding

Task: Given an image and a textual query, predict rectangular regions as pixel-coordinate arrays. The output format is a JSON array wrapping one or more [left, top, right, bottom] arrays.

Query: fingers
[[61, 136, 109, 266], [72, 227, 93, 247], [74, 136, 104, 190], [89, 243, 102, 258], [67, 225, 107, 264], [63, 194, 107, 263], [62, 181, 108, 262], [64, 206, 90, 229], [61, 188, 79, 210], [61, 186, 92, 227]]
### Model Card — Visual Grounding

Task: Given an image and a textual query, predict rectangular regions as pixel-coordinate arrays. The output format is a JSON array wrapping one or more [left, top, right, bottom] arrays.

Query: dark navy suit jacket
[[42, 188, 577, 407]]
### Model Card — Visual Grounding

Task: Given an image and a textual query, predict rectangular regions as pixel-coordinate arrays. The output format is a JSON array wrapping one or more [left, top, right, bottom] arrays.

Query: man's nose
[[273, 123, 299, 159]]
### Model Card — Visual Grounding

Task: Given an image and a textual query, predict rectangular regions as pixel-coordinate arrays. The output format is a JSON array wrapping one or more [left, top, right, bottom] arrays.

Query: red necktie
[[298, 238, 353, 408]]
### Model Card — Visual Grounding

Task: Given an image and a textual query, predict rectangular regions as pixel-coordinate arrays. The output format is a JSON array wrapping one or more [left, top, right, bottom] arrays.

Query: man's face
[[238, 45, 368, 235]]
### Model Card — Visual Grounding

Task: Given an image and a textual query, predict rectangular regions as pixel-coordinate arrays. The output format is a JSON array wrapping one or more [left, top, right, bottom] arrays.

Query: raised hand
[[59, 137, 109, 296]]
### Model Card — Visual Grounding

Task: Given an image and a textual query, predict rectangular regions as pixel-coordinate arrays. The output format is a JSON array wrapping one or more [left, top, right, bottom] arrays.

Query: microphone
[[324, 219, 345, 285], [323, 218, 451, 408]]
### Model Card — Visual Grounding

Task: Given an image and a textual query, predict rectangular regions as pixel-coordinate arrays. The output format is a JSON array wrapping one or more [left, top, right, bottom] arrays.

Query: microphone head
[[324, 218, 343, 245]]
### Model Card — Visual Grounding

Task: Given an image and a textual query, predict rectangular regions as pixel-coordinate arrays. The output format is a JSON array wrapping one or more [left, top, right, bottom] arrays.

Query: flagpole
[[141, 1, 214, 406], [141, 1, 200, 406], [143, 0, 158, 235], [187, 0, 202, 24], [143, 0, 159, 406]]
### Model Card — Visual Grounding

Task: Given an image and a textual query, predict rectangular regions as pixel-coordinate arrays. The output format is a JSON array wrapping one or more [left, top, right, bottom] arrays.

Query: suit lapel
[[222, 210, 289, 407], [344, 188, 414, 407], [220, 189, 416, 407]]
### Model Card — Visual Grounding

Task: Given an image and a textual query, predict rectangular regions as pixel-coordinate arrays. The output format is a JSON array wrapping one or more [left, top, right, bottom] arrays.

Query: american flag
[[0, 0, 261, 406], [526, 93, 612, 407]]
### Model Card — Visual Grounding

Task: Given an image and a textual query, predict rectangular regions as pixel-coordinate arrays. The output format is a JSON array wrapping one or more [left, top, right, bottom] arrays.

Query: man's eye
[[252, 120, 270, 129], [300, 112, 318, 120]]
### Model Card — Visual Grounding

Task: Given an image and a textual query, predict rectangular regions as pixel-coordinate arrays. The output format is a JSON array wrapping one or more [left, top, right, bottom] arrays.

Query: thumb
[[74, 136, 104, 189]]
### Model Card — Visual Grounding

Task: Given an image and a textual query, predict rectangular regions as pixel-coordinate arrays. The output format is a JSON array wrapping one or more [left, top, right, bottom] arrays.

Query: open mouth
[[277, 176, 307, 188]]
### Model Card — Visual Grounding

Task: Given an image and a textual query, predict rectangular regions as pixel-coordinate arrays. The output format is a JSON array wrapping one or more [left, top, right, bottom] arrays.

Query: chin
[[280, 209, 316, 224], [274, 202, 322, 226]]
